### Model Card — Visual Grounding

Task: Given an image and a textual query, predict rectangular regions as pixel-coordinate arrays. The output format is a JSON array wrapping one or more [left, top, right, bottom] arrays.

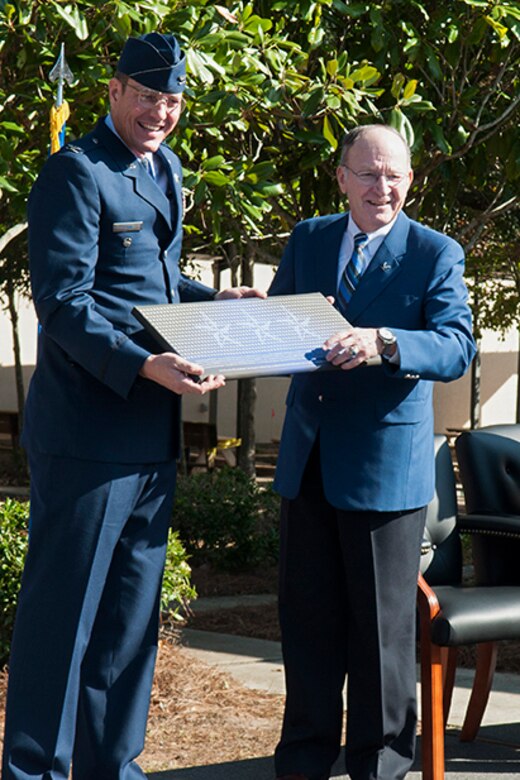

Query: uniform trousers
[[2, 453, 177, 780], [275, 441, 426, 780]]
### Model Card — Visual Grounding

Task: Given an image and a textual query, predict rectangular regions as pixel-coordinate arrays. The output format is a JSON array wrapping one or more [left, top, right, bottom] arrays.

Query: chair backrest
[[420, 435, 462, 586], [456, 424, 520, 586], [456, 424, 520, 515]]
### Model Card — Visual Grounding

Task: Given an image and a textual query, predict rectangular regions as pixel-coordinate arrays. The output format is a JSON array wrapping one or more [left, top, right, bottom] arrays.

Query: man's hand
[[323, 327, 384, 370], [215, 286, 267, 300], [139, 353, 225, 394]]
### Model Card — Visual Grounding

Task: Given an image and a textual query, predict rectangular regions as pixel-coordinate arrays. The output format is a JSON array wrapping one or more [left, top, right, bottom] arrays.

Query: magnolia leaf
[[391, 73, 406, 99], [53, 4, 89, 40], [403, 79, 418, 100], [430, 124, 452, 155], [0, 176, 19, 193], [215, 5, 238, 23], [405, 99, 435, 111], [186, 50, 214, 85], [350, 65, 379, 83], [203, 170, 229, 187], [255, 182, 284, 197], [322, 115, 338, 150], [302, 87, 325, 117], [326, 59, 338, 77], [388, 108, 414, 148], [0, 122, 25, 134], [202, 155, 227, 171], [484, 15, 509, 40], [447, 24, 459, 43], [338, 76, 355, 90]]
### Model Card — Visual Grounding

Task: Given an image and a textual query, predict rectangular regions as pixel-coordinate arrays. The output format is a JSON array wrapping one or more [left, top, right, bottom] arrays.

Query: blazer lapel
[[157, 147, 182, 237], [346, 211, 410, 322], [123, 161, 173, 231], [316, 213, 349, 297]]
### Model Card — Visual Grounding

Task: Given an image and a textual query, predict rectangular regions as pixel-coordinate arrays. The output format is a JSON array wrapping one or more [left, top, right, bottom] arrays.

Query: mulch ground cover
[[0, 565, 284, 774]]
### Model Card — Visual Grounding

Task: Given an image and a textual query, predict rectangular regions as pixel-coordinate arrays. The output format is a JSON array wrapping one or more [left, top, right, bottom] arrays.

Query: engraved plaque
[[133, 293, 355, 379]]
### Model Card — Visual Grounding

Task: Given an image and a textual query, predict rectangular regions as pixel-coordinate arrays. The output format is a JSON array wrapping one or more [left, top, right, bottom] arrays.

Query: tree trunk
[[237, 378, 256, 477], [469, 279, 481, 430], [236, 252, 256, 476], [516, 331, 520, 424], [6, 274, 25, 436], [470, 341, 481, 430], [208, 259, 222, 430]]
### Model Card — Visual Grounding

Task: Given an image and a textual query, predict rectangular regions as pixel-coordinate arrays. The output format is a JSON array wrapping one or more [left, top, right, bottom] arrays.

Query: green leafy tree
[[1, 1, 518, 446]]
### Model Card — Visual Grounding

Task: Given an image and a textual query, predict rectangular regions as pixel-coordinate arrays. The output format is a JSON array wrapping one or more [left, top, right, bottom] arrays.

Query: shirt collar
[[347, 214, 398, 243]]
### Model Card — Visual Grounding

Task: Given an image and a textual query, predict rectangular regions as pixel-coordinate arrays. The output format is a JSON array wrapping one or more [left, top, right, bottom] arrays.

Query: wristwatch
[[377, 327, 397, 357]]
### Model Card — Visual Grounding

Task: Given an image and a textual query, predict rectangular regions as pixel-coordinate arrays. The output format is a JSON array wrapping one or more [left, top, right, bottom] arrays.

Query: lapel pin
[[380, 262, 391, 272], [174, 172, 180, 184]]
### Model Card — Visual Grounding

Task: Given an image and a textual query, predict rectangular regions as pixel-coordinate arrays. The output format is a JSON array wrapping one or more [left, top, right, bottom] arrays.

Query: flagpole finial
[[49, 43, 74, 107], [49, 43, 74, 154]]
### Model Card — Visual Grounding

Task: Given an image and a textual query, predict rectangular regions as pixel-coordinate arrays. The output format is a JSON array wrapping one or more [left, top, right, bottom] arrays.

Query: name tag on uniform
[[112, 221, 143, 233]]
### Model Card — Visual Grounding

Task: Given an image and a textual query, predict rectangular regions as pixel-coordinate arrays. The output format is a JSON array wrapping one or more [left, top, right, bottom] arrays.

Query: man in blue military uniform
[[1, 32, 263, 780]]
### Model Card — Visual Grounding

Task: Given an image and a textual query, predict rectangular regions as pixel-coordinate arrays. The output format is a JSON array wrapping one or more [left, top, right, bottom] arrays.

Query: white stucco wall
[[0, 295, 38, 411], [1, 263, 518, 440]]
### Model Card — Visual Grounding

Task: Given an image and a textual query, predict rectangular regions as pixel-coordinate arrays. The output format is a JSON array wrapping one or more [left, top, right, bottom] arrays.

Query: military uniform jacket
[[23, 119, 215, 463]]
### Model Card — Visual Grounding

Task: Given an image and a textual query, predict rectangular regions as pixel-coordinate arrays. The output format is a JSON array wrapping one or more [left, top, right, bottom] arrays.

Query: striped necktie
[[337, 232, 369, 310]]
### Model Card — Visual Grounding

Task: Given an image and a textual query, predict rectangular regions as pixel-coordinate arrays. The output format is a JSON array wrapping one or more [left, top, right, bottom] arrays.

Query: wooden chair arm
[[417, 572, 441, 622]]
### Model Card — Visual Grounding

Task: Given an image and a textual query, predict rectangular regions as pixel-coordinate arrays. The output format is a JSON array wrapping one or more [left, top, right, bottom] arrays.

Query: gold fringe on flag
[[50, 101, 70, 154]]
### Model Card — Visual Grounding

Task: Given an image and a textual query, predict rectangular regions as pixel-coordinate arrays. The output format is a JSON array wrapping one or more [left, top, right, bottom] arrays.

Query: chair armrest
[[458, 513, 520, 538], [417, 573, 441, 621]]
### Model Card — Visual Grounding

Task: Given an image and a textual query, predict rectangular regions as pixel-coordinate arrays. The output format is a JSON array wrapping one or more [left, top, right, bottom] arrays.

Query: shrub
[[0, 498, 29, 667], [161, 528, 198, 620], [172, 467, 280, 572], [0, 499, 196, 667]]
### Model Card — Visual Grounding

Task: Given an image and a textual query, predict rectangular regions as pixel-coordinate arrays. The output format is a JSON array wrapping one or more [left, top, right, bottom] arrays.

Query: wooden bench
[[182, 422, 241, 471], [183, 421, 218, 470]]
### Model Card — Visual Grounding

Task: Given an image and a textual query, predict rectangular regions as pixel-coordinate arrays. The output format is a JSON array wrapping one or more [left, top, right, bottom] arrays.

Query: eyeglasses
[[340, 165, 408, 186], [125, 82, 185, 114]]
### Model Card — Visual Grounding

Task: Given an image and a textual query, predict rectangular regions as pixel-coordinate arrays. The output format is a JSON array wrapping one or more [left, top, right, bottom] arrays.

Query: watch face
[[379, 327, 395, 344]]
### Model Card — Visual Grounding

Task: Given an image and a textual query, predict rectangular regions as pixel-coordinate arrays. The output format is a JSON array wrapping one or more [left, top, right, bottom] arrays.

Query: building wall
[[1, 264, 518, 440], [0, 297, 38, 411]]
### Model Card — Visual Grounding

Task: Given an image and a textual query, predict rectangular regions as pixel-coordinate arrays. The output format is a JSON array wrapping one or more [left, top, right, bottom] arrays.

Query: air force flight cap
[[117, 32, 186, 94]]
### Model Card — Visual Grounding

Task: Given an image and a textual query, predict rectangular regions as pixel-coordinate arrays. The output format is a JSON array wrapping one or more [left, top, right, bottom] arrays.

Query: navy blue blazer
[[269, 211, 476, 511], [23, 119, 216, 464]]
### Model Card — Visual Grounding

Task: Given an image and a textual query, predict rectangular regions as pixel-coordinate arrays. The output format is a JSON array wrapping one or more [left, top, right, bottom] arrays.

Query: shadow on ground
[[147, 730, 520, 779]]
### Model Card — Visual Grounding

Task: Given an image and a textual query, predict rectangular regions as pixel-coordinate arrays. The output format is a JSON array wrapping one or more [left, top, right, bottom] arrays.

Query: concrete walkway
[[147, 601, 520, 780]]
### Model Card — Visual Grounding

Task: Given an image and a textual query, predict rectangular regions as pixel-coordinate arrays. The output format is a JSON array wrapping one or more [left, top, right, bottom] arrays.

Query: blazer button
[[122, 237, 132, 248], [318, 394, 323, 402]]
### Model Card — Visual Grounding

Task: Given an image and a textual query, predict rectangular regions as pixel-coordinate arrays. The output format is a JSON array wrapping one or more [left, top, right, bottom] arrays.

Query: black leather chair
[[417, 432, 520, 780], [456, 423, 520, 587]]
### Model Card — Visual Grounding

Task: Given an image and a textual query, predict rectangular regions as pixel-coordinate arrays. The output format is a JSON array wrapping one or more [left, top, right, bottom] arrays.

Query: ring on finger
[[349, 346, 359, 358]]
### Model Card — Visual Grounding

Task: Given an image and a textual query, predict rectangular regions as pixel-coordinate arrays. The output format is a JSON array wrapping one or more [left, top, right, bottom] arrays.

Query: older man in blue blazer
[[270, 125, 475, 780], [1, 32, 263, 780]]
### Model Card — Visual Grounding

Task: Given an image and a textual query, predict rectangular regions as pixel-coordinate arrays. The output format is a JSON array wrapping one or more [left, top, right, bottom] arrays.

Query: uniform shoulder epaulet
[[64, 143, 84, 154]]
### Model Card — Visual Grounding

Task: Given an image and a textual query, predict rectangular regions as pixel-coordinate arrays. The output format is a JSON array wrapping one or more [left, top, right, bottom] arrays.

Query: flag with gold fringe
[[49, 43, 73, 154]]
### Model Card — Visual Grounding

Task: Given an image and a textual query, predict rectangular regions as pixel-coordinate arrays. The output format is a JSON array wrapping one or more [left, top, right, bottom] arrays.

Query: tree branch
[[0, 222, 27, 259]]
